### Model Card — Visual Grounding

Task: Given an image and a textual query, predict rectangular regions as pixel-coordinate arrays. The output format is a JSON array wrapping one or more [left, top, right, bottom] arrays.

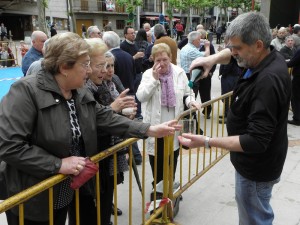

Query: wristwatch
[[205, 136, 211, 148]]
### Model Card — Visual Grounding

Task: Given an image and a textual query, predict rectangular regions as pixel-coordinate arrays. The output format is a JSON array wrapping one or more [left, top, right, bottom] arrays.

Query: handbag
[[70, 158, 99, 190]]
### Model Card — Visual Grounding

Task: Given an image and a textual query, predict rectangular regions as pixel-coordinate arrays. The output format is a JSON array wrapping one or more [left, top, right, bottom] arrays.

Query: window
[[116, 20, 125, 30]]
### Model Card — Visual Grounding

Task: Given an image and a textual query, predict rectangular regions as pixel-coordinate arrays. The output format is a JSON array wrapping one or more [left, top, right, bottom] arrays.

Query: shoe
[[109, 222, 113, 225], [287, 119, 300, 126], [112, 203, 122, 216], [204, 115, 210, 119], [219, 118, 227, 124], [219, 115, 227, 119]]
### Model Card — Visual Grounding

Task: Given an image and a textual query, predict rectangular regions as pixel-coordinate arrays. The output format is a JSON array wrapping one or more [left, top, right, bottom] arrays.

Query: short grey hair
[[87, 25, 99, 38], [102, 31, 120, 49], [226, 12, 272, 49], [284, 35, 294, 43], [188, 31, 201, 44], [104, 51, 115, 61], [153, 24, 165, 37]]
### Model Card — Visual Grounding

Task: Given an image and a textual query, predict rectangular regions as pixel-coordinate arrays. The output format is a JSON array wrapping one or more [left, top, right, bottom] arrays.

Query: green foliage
[[116, 0, 143, 13], [42, 0, 48, 9]]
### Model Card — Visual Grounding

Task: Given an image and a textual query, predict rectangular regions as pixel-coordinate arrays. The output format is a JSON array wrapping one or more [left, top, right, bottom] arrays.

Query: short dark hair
[[123, 26, 133, 35], [294, 26, 300, 34]]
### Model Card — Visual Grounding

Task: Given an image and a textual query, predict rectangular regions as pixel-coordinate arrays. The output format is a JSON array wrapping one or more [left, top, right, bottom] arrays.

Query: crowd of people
[[0, 12, 299, 225]]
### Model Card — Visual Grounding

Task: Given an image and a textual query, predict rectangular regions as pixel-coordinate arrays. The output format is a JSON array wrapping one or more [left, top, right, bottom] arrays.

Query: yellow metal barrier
[[0, 91, 233, 225]]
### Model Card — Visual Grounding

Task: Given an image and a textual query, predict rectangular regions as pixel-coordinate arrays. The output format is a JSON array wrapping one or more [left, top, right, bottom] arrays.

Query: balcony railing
[[78, 0, 125, 13]]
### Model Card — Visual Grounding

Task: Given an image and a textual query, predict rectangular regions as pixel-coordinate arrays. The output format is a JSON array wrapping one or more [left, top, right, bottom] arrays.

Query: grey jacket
[[0, 68, 150, 221]]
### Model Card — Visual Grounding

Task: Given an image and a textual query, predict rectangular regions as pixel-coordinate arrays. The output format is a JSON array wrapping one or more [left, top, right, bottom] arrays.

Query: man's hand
[[178, 133, 205, 148]]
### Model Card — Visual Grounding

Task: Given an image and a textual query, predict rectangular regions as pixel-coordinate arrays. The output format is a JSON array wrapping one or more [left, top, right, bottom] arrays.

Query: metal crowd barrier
[[0, 91, 233, 225]]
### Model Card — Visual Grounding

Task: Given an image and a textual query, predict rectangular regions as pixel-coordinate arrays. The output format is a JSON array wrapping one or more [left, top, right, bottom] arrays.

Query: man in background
[[22, 30, 47, 76], [87, 25, 102, 39]]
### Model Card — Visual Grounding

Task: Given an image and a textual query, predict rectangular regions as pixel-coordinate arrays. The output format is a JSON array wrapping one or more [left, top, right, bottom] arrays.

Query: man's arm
[[190, 48, 232, 77]]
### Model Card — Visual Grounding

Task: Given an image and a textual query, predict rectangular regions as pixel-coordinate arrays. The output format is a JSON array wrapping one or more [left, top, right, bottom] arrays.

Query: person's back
[[111, 48, 136, 94]]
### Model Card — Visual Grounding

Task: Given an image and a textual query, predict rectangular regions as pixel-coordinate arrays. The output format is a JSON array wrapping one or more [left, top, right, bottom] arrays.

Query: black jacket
[[227, 49, 291, 182], [287, 48, 300, 76], [0, 68, 150, 220]]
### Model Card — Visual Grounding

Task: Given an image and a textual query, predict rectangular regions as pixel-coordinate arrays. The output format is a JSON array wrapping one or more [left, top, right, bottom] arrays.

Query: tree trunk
[[69, 0, 77, 33], [37, 0, 48, 34]]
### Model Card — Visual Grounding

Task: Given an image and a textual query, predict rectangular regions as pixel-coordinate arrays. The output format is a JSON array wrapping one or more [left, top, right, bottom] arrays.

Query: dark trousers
[[7, 206, 68, 225], [193, 76, 212, 116], [177, 31, 183, 41], [148, 138, 179, 186], [132, 142, 142, 162], [216, 33, 222, 44], [68, 175, 114, 225], [221, 75, 239, 116], [291, 76, 300, 121], [69, 191, 97, 225]]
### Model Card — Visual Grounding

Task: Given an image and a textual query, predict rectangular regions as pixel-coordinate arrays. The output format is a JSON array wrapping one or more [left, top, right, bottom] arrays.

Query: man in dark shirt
[[178, 12, 291, 225], [120, 26, 144, 120]]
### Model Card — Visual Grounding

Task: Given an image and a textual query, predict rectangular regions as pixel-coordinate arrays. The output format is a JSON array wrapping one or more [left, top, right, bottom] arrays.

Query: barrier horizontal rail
[[0, 91, 233, 225]]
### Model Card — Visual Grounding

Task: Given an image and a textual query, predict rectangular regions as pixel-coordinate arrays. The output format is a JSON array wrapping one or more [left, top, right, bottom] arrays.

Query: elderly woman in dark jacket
[[0, 32, 180, 225]]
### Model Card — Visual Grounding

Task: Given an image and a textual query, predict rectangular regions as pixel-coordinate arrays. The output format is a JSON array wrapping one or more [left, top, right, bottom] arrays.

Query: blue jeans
[[235, 171, 280, 225]]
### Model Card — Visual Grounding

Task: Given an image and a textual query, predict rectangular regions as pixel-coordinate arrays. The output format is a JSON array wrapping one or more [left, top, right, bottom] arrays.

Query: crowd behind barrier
[[0, 93, 231, 225]]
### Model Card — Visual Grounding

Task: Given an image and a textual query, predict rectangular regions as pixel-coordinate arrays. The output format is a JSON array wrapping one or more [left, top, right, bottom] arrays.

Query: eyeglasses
[[79, 61, 91, 70], [94, 62, 108, 70]]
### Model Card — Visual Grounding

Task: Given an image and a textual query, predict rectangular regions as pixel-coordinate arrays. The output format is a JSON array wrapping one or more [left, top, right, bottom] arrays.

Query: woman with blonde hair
[[137, 43, 201, 186]]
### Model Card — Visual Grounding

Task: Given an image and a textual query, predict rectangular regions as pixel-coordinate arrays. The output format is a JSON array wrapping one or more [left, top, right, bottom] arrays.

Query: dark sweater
[[120, 40, 143, 73], [111, 48, 136, 94]]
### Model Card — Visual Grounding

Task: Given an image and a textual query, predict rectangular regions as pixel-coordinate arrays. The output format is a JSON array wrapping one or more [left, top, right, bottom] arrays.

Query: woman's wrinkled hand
[[111, 89, 136, 113], [146, 120, 182, 138], [189, 101, 201, 110], [59, 156, 86, 176], [152, 62, 161, 80]]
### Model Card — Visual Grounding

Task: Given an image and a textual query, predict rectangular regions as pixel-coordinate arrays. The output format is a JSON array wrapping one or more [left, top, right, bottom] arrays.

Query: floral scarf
[[159, 64, 176, 108]]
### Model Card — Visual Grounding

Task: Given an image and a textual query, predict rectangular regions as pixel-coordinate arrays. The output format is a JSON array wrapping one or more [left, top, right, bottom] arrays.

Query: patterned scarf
[[159, 64, 176, 108]]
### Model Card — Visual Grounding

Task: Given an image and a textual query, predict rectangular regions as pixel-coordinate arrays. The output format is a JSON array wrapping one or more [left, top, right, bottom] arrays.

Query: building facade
[[0, 0, 68, 40]]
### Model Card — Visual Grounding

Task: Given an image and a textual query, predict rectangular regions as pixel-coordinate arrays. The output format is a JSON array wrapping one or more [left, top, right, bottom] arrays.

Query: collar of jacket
[[242, 47, 277, 80], [35, 68, 95, 108]]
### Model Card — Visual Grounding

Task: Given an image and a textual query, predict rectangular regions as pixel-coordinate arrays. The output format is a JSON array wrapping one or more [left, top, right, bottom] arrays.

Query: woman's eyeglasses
[[79, 61, 91, 70], [94, 62, 108, 70]]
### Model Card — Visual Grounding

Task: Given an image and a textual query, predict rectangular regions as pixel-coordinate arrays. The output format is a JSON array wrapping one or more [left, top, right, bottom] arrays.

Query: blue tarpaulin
[[0, 67, 23, 100]]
